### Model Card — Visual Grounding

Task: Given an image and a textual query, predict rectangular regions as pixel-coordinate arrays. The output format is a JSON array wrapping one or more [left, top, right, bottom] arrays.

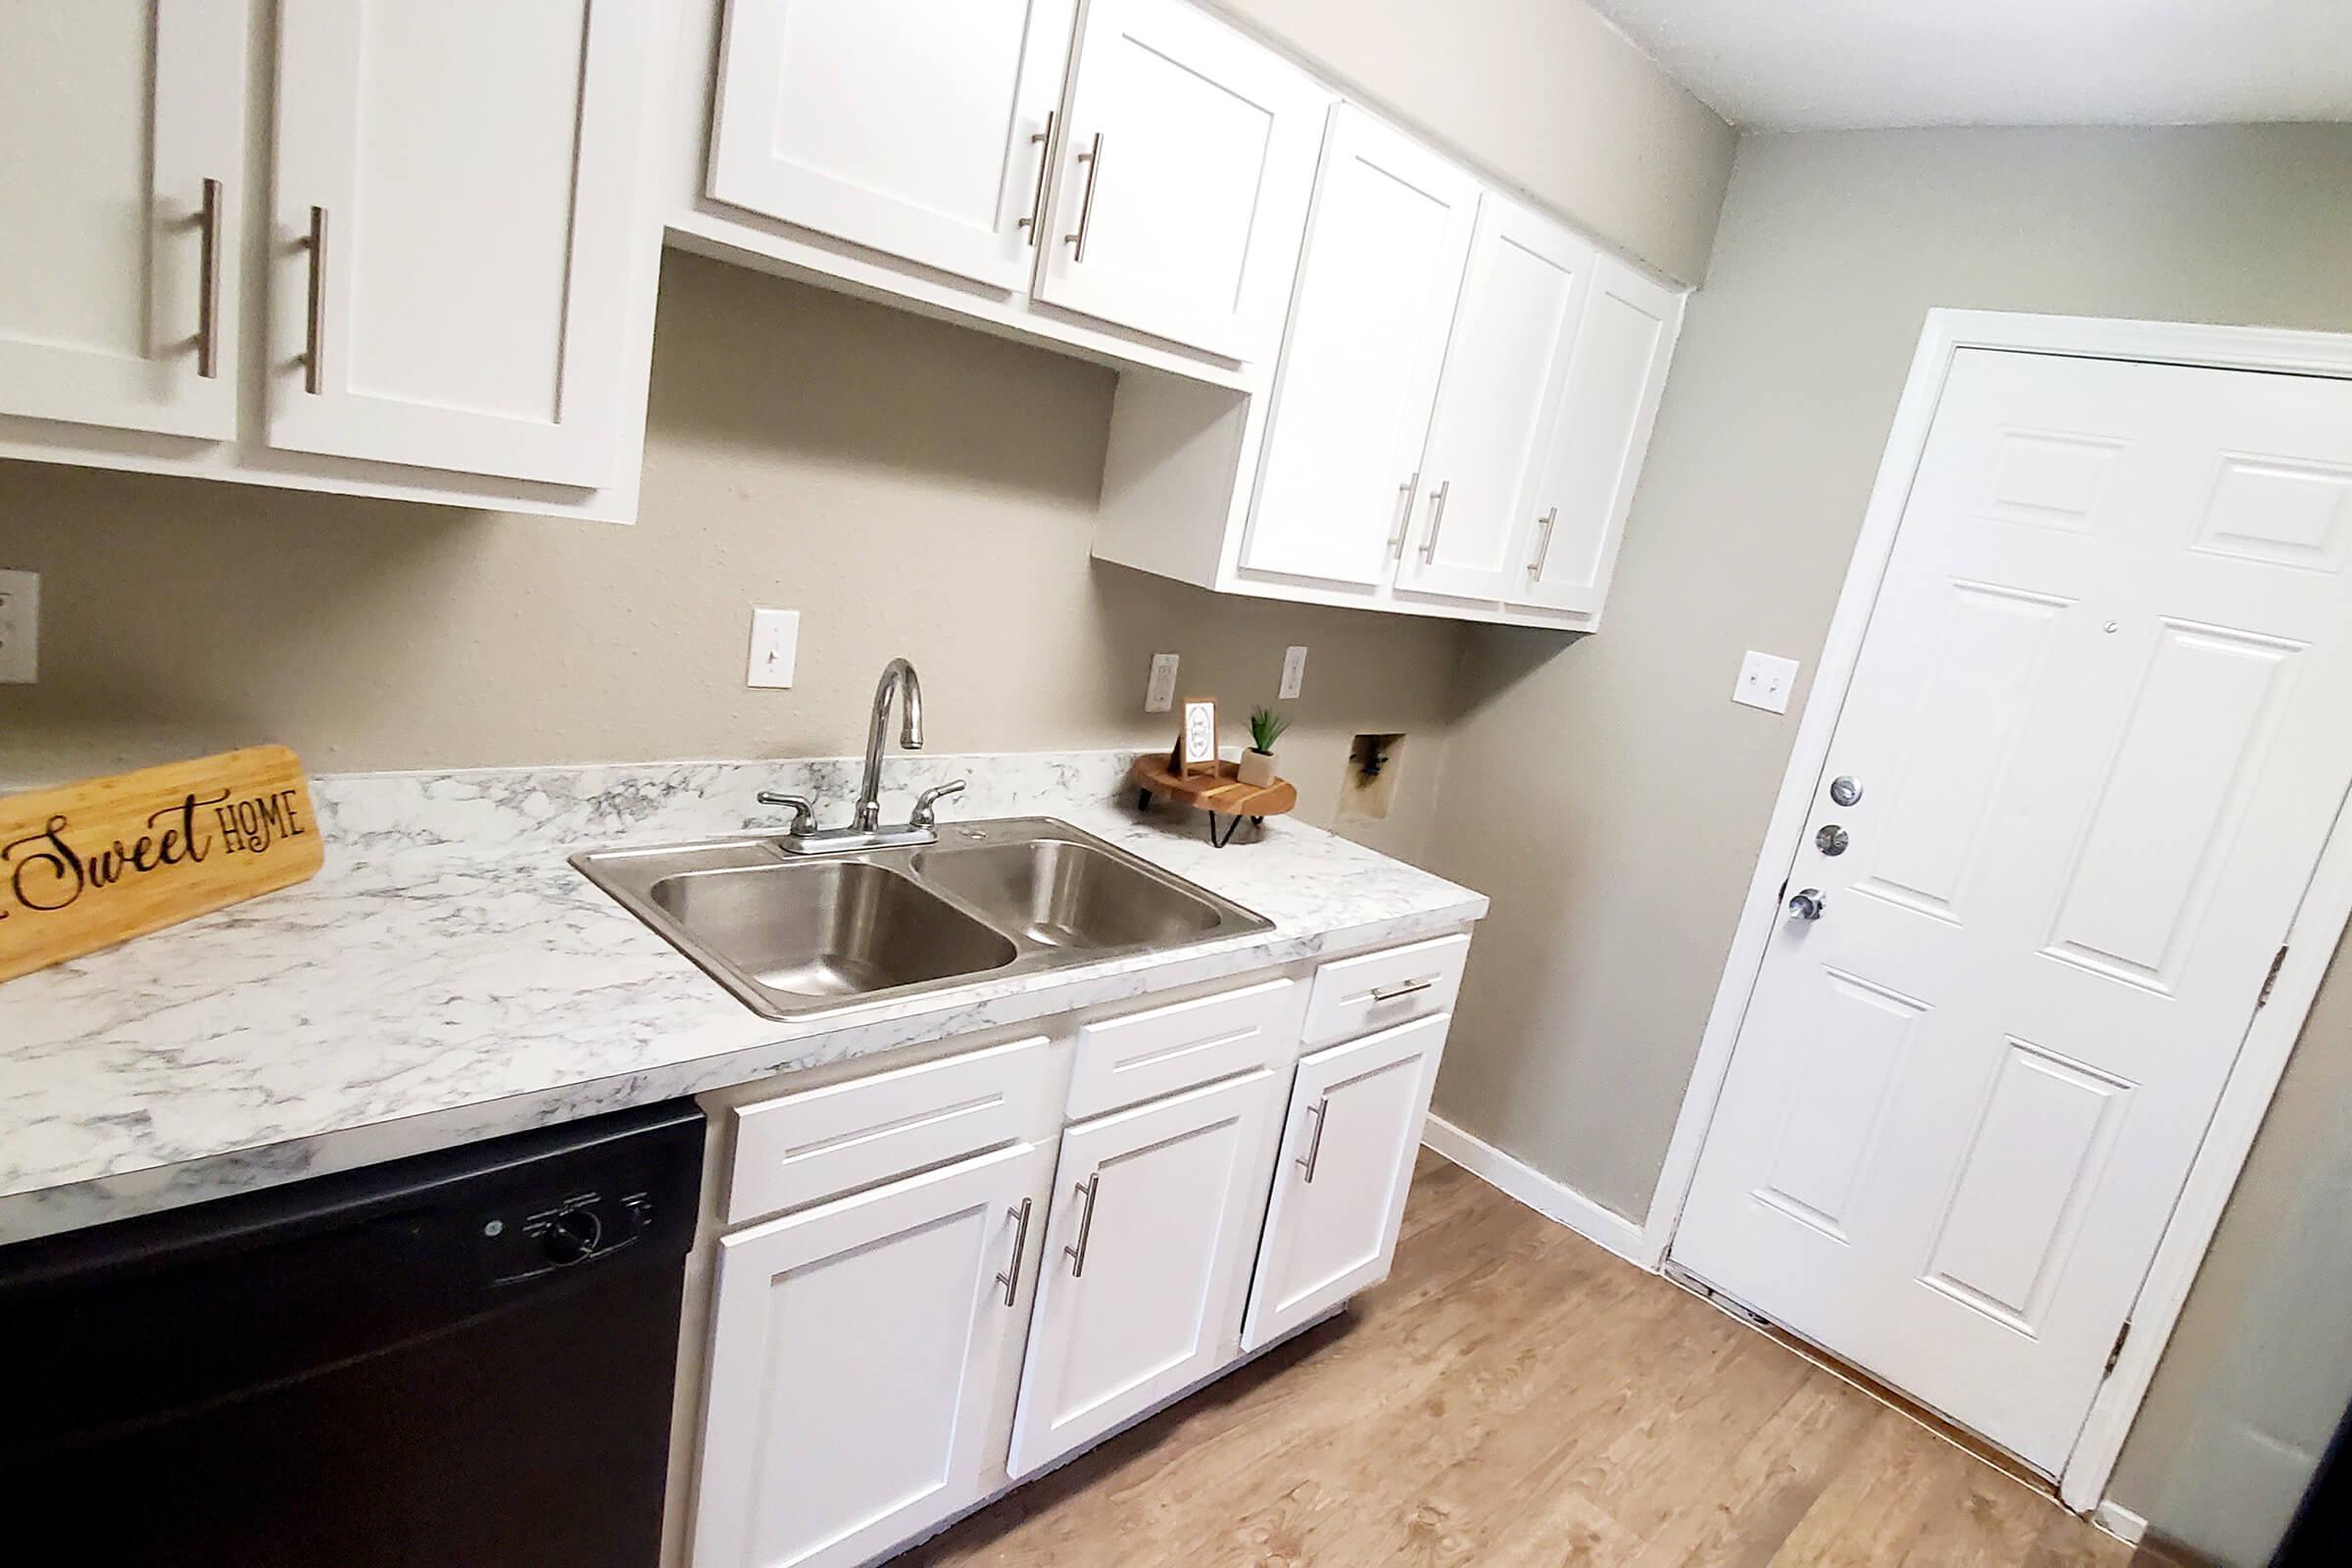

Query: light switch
[[1146, 653, 1179, 713], [1733, 650, 1799, 714], [747, 609, 799, 689], [0, 569, 36, 684], [1280, 645, 1307, 700]]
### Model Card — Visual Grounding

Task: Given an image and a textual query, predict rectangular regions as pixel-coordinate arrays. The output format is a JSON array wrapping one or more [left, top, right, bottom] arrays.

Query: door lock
[[1829, 775, 1863, 808], [1788, 888, 1827, 921], [1815, 824, 1850, 857]]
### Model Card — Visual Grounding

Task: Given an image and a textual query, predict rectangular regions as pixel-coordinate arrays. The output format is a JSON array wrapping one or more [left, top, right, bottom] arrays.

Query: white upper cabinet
[[1508, 251, 1685, 617], [1031, 0, 1324, 362], [1239, 108, 1478, 592], [0, 0, 245, 439], [269, 0, 653, 487], [1393, 196, 1594, 603], [707, 0, 1077, 292]]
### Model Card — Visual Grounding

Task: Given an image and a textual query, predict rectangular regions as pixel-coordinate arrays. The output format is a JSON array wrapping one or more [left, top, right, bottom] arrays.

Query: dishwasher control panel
[[478, 1184, 661, 1285]]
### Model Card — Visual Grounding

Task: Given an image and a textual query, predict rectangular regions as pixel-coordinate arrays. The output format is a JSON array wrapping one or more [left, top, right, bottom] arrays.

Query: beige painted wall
[[1215, 0, 1734, 284], [1421, 127, 2352, 1486], [0, 250, 1467, 858]]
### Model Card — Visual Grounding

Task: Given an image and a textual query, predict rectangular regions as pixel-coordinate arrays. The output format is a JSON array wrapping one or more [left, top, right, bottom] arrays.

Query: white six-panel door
[[1239, 107, 1478, 592], [1032, 0, 1324, 363], [269, 0, 652, 486], [1509, 251, 1685, 617], [708, 0, 1077, 292], [1243, 1012, 1447, 1350], [1673, 349, 2352, 1474], [0, 0, 245, 438], [1007, 1068, 1282, 1477], [692, 1142, 1055, 1568], [1395, 196, 1593, 602]]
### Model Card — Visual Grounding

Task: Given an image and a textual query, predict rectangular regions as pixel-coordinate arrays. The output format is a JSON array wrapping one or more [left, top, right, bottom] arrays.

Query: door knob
[[1788, 888, 1827, 921]]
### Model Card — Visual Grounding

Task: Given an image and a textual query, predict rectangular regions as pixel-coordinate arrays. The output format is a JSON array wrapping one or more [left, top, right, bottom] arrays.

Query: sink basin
[[570, 817, 1271, 1020], [914, 837, 1222, 950], [648, 860, 1015, 999]]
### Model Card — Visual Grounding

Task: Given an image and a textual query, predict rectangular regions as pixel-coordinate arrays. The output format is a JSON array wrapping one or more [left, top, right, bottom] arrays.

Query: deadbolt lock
[[1816, 824, 1850, 857]]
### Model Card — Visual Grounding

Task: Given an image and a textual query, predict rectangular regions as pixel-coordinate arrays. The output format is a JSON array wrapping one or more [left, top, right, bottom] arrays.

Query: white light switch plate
[[0, 569, 37, 684], [1146, 653, 1179, 713], [1280, 645, 1307, 700], [1733, 650, 1799, 714], [747, 608, 799, 689]]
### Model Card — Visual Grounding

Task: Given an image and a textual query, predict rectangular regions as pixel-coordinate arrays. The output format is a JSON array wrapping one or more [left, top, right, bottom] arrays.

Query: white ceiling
[[1587, 0, 2352, 129]]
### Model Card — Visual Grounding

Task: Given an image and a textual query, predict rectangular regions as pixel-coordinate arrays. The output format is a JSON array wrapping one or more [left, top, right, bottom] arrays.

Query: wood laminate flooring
[[906, 1152, 2135, 1567]]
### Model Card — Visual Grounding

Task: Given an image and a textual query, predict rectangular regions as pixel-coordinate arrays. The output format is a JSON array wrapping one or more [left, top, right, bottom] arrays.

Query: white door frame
[[1640, 309, 2352, 1514]]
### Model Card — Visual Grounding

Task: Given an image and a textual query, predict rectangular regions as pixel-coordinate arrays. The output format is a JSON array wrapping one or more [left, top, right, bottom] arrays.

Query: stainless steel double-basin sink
[[572, 816, 1272, 1020]]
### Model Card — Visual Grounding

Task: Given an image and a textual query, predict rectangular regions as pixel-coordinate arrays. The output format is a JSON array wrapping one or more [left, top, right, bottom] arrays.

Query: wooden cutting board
[[0, 746, 324, 984]]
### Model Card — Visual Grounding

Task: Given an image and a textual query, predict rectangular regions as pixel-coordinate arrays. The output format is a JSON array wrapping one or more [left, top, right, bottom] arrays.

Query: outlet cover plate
[[1280, 645, 1307, 700], [748, 608, 799, 689], [0, 569, 37, 684], [1733, 650, 1798, 714], [1146, 653, 1179, 713]]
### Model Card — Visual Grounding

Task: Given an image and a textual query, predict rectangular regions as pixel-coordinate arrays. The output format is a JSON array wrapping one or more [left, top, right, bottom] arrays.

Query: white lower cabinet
[[1243, 1012, 1449, 1350], [690, 1141, 1056, 1568], [1005, 1067, 1284, 1477]]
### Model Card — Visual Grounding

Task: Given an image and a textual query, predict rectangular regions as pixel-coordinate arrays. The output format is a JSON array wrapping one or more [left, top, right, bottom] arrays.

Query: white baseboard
[[2090, 1500, 2147, 1546], [1421, 1114, 1650, 1268]]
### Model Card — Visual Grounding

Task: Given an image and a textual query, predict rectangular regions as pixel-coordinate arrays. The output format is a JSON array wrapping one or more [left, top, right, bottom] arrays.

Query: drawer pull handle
[[1371, 978, 1433, 1003], [1063, 131, 1104, 262], [1063, 1173, 1101, 1277], [1297, 1098, 1330, 1183], [997, 1198, 1033, 1306], [301, 204, 327, 394], [1017, 112, 1056, 245]]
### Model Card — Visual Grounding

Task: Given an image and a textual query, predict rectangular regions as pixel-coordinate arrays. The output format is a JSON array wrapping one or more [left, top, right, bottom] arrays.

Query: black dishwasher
[[0, 1101, 706, 1568]]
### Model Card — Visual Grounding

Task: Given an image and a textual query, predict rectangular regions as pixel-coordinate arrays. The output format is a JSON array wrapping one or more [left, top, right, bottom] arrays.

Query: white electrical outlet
[[1146, 653, 1179, 713], [1280, 644, 1307, 701], [0, 569, 37, 684], [1733, 649, 1799, 714], [747, 608, 799, 689]]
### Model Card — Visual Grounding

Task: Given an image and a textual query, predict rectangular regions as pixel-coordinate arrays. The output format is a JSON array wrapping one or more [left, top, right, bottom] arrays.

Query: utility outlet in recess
[[1279, 645, 1307, 701], [1146, 653, 1179, 713], [1733, 650, 1799, 714], [0, 569, 37, 684], [747, 609, 799, 689]]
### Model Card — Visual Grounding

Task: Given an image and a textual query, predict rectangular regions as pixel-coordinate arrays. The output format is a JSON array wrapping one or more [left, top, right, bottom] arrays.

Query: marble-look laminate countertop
[[0, 752, 1486, 1244]]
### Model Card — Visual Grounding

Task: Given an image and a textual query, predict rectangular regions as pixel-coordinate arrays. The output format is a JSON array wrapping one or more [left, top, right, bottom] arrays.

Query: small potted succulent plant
[[1239, 705, 1289, 787]]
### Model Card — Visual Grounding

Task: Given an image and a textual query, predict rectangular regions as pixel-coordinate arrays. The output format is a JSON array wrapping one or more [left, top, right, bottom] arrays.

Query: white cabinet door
[[1032, 0, 1322, 363], [1395, 196, 1593, 603], [1007, 1068, 1283, 1477], [708, 0, 1077, 291], [1509, 251, 1684, 617], [692, 1142, 1055, 1568], [0, 0, 244, 438], [1240, 108, 1478, 591], [1242, 1012, 1447, 1350], [269, 0, 653, 486]]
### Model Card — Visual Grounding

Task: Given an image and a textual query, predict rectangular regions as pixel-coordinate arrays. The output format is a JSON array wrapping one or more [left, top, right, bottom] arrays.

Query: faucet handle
[[910, 779, 966, 830], [757, 792, 817, 837]]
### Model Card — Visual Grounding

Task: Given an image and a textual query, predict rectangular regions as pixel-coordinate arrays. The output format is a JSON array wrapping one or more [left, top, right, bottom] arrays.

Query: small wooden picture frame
[[1172, 697, 1219, 777]]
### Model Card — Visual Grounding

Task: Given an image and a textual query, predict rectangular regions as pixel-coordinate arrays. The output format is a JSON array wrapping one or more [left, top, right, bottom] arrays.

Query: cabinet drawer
[[1302, 934, 1469, 1047], [727, 1036, 1057, 1225], [1069, 978, 1298, 1119]]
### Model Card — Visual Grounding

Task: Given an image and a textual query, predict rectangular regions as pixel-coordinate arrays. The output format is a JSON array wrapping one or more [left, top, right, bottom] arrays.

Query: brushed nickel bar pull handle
[[1388, 471, 1420, 560], [1063, 131, 1103, 262], [1418, 480, 1450, 564], [1528, 507, 1558, 579], [996, 1198, 1033, 1306], [1370, 977, 1433, 1003], [1018, 112, 1056, 246], [196, 177, 223, 379], [1297, 1099, 1330, 1183], [1062, 1173, 1101, 1277], [302, 205, 327, 395]]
